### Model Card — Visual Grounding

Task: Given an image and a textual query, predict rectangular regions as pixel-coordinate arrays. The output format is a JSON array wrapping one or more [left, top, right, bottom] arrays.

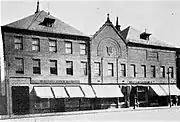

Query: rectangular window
[[94, 62, 100, 76], [81, 61, 87, 75], [168, 67, 174, 78], [50, 60, 57, 75], [80, 43, 86, 55], [65, 41, 72, 54], [160, 66, 165, 78], [14, 36, 23, 50], [120, 64, 126, 77], [32, 38, 40, 51], [66, 61, 73, 75], [141, 65, 146, 77], [130, 64, 136, 77], [49, 40, 57, 52], [33, 59, 41, 74], [15, 58, 24, 74], [108, 63, 114, 76], [151, 65, 156, 78]]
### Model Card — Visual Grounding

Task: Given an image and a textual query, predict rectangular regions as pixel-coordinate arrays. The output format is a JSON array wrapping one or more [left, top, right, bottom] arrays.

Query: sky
[[0, 0, 180, 47]]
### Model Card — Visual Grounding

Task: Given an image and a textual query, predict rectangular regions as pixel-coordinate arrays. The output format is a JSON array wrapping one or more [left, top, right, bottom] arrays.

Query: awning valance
[[92, 85, 124, 98], [150, 85, 167, 96], [34, 87, 54, 98], [65, 86, 84, 98], [80, 85, 96, 98], [160, 85, 180, 96], [52, 87, 69, 98]]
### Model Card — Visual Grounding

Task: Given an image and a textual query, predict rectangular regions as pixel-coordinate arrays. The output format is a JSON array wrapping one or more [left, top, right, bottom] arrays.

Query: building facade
[[91, 15, 180, 108], [1, 4, 93, 115], [1, 2, 180, 116]]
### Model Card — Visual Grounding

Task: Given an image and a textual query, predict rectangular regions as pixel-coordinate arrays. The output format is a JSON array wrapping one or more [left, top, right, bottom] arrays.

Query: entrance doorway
[[12, 86, 29, 114]]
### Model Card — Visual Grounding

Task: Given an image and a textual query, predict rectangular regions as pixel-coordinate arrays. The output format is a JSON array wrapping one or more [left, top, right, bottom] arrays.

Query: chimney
[[115, 17, 121, 31], [35, 0, 40, 14]]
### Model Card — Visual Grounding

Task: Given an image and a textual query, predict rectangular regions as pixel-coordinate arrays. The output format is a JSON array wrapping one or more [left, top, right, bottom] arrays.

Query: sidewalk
[[1, 106, 180, 120]]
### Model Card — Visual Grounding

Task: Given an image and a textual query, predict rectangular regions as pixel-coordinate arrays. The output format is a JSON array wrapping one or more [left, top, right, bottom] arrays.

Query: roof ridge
[[27, 11, 43, 30]]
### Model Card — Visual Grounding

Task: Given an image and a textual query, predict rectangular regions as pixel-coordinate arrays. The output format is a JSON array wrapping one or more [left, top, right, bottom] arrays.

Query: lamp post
[[167, 68, 171, 108]]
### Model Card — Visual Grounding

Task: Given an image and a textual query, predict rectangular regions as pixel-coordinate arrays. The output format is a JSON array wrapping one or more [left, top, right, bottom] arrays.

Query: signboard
[[147, 51, 158, 61], [31, 80, 80, 84], [129, 80, 152, 84]]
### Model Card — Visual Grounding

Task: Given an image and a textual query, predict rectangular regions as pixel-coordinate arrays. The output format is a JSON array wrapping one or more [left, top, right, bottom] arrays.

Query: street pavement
[[0, 106, 180, 122]]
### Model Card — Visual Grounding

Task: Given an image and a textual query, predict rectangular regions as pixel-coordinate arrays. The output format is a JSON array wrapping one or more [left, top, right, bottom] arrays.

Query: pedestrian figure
[[175, 96, 178, 106], [171, 98, 174, 106]]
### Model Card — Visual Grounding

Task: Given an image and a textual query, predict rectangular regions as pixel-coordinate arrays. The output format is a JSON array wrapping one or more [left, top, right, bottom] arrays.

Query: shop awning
[[52, 87, 69, 98], [150, 85, 167, 96], [34, 87, 54, 98], [65, 86, 84, 98], [92, 85, 124, 98], [80, 85, 96, 98], [160, 85, 180, 96]]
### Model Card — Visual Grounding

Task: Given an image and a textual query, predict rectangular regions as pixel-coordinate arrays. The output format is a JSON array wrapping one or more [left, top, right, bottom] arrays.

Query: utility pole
[[167, 68, 171, 108]]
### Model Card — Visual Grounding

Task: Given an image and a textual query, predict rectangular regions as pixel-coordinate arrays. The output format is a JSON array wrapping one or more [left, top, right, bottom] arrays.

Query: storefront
[[129, 85, 149, 107], [92, 85, 124, 109], [28, 84, 125, 114]]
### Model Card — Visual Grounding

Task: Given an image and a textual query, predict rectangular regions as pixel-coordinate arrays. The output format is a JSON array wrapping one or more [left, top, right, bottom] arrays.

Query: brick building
[[1, 2, 180, 116], [1, 3, 93, 115], [91, 14, 180, 108]]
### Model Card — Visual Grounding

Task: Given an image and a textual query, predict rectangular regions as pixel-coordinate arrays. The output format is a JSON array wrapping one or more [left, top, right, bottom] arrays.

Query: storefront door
[[12, 86, 29, 114]]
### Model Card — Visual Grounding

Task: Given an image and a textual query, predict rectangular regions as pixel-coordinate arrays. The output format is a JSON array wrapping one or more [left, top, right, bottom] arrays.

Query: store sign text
[[31, 80, 80, 84]]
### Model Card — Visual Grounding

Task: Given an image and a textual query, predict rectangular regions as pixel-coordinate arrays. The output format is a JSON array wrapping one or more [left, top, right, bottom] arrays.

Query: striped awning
[[80, 85, 96, 98], [160, 85, 180, 96], [51, 87, 69, 98], [150, 85, 167, 96], [65, 86, 84, 98], [92, 85, 124, 98], [34, 87, 54, 98]]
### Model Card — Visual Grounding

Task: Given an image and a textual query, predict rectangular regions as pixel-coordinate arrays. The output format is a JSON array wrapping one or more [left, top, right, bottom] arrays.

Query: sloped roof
[[3, 10, 86, 37], [121, 26, 175, 48]]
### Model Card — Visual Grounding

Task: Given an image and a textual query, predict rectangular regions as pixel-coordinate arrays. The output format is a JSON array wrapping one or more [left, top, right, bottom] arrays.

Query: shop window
[[81, 61, 87, 75], [32, 38, 40, 51], [160, 66, 165, 78], [33, 59, 41, 74], [94, 62, 100, 76], [141, 65, 146, 78], [80, 43, 86, 55], [14, 36, 23, 50], [65, 41, 72, 54], [50, 60, 57, 75], [15, 58, 24, 74], [168, 67, 174, 78], [108, 63, 114, 76], [120, 64, 126, 77], [35, 98, 50, 109], [151, 65, 156, 78], [66, 61, 73, 75], [49, 39, 57, 52], [130, 64, 136, 77]]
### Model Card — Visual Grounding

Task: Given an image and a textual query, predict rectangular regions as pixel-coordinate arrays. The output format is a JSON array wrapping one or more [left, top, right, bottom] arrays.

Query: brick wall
[[3, 32, 89, 84]]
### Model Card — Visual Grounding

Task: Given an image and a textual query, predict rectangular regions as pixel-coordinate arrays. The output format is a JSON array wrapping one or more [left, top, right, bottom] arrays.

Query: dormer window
[[40, 17, 55, 27], [140, 30, 151, 40]]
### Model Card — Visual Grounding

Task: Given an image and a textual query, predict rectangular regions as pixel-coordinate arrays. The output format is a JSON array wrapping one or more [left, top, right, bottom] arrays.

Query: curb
[[1, 106, 180, 120]]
